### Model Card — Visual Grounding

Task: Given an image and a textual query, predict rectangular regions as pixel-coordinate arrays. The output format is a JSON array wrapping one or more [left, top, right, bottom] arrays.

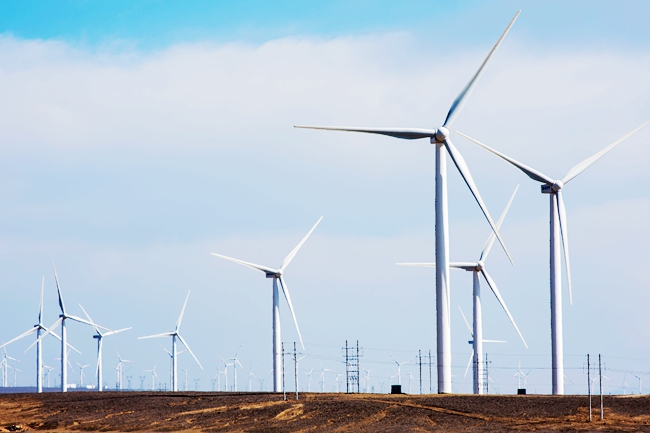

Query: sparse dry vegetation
[[1, 392, 650, 432]]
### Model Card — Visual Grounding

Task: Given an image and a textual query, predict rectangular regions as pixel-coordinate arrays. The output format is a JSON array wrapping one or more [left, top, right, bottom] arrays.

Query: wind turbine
[[76, 361, 90, 388], [31, 263, 103, 392], [211, 216, 322, 392], [228, 345, 245, 392], [115, 350, 133, 391], [456, 121, 648, 394], [513, 360, 531, 391], [1, 277, 79, 393], [363, 368, 372, 393], [294, 13, 520, 394], [398, 185, 527, 394], [79, 304, 131, 392], [144, 364, 158, 391], [138, 290, 203, 392], [389, 355, 413, 386]]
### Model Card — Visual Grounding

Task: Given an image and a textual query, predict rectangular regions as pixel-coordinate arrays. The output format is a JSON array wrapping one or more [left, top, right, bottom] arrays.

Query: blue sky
[[0, 1, 649, 395], [3, 1, 650, 50]]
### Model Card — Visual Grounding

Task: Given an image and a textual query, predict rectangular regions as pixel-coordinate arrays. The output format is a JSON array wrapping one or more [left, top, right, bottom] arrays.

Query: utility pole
[[587, 354, 591, 421], [294, 342, 298, 400], [428, 350, 433, 394], [483, 352, 490, 395], [599, 355, 604, 420], [282, 342, 286, 401], [418, 350, 422, 394]]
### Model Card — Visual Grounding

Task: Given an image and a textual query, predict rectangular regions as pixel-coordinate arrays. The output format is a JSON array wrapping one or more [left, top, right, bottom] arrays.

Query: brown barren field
[[1, 391, 649, 432]]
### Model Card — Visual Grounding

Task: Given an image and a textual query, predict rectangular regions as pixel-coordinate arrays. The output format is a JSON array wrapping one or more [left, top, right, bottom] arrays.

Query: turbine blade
[[562, 122, 648, 184], [480, 268, 528, 349], [176, 290, 191, 331], [79, 304, 101, 334], [210, 253, 277, 274], [445, 138, 514, 264], [0, 328, 37, 348], [177, 334, 203, 370], [443, 11, 520, 128], [66, 341, 82, 355], [278, 276, 304, 350], [103, 327, 132, 337], [294, 126, 438, 140], [450, 262, 480, 270], [464, 349, 474, 378], [52, 262, 66, 314], [280, 216, 323, 271], [67, 314, 110, 330], [458, 305, 473, 337], [138, 332, 174, 340], [556, 191, 573, 305], [395, 262, 435, 267], [480, 184, 519, 262], [25, 318, 62, 352], [455, 131, 554, 184], [483, 339, 507, 344]]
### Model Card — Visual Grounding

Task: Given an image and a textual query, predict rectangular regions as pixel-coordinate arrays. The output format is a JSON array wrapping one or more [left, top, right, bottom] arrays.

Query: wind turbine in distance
[[211, 216, 323, 392], [79, 304, 131, 392], [30, 263, 105, 392], [294, 13, 520, 394], [389, 355, 413, 387], [456, 121, 648, 394], [398, 185, 527, 395], [0, 277, 79, 393], [138, 290, 203, 392]]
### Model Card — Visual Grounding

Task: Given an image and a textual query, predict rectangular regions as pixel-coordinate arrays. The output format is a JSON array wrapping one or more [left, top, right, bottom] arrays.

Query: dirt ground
[[0, 391, 649, 432]]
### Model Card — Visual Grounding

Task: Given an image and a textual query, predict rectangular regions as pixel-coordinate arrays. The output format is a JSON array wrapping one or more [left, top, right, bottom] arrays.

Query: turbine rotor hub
[[431, 127, 449, 143], [552, 180, 564, 191], [476, 261, 484, 271]]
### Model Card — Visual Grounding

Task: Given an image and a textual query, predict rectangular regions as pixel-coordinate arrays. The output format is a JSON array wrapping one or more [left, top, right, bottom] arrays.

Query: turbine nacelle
[[265, 271, 282, 278], [430, 127, 450, 144], [541, 180, 563, 194]]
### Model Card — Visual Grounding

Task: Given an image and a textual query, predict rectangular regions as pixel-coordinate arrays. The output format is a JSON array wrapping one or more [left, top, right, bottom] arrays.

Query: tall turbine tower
[[79, 305, 131, 391], [211, 216, 322, 392], [0, 277, 78, 393], [294, 13, 519, 393], [398, 185, 527, 394], [456, 122, 648, 394], [138, 290, 203, 392]]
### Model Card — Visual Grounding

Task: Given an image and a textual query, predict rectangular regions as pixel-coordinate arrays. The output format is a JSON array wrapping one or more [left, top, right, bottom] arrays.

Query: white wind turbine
[[31, 263, 104, 392], [389, 355, 413, 387], [398, 185, 527, 395], [114, 350, 133, 390], [79, 304, 131, 392], [227, 345, 245, 392], [456, 121, 648, 394], [76, 361, 90, 388], [1, 277, 79, 393], [211, 216, 322, 392], [294, 13, 520, 393], [138, 290, 203, 392], [144, 364, 158, 391]]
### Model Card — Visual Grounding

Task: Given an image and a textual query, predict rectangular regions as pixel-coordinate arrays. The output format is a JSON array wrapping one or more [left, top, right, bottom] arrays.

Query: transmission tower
[[342, 340, 363, 393]]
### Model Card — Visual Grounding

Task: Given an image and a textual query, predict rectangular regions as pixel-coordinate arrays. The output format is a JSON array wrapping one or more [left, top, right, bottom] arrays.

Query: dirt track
[[1, 391, 649, 432]]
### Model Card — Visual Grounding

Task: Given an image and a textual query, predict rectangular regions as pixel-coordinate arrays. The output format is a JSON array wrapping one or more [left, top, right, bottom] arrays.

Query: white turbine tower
[[32, 263, 102, 392], [79, 304, 131, 392], [456, 121, 648, 394], [398, 185, 527, 394], [211, 216, 322, 392], [0, 277, 78, 393], [295, 13, 520, 393], [138, 290, 203, 392]]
